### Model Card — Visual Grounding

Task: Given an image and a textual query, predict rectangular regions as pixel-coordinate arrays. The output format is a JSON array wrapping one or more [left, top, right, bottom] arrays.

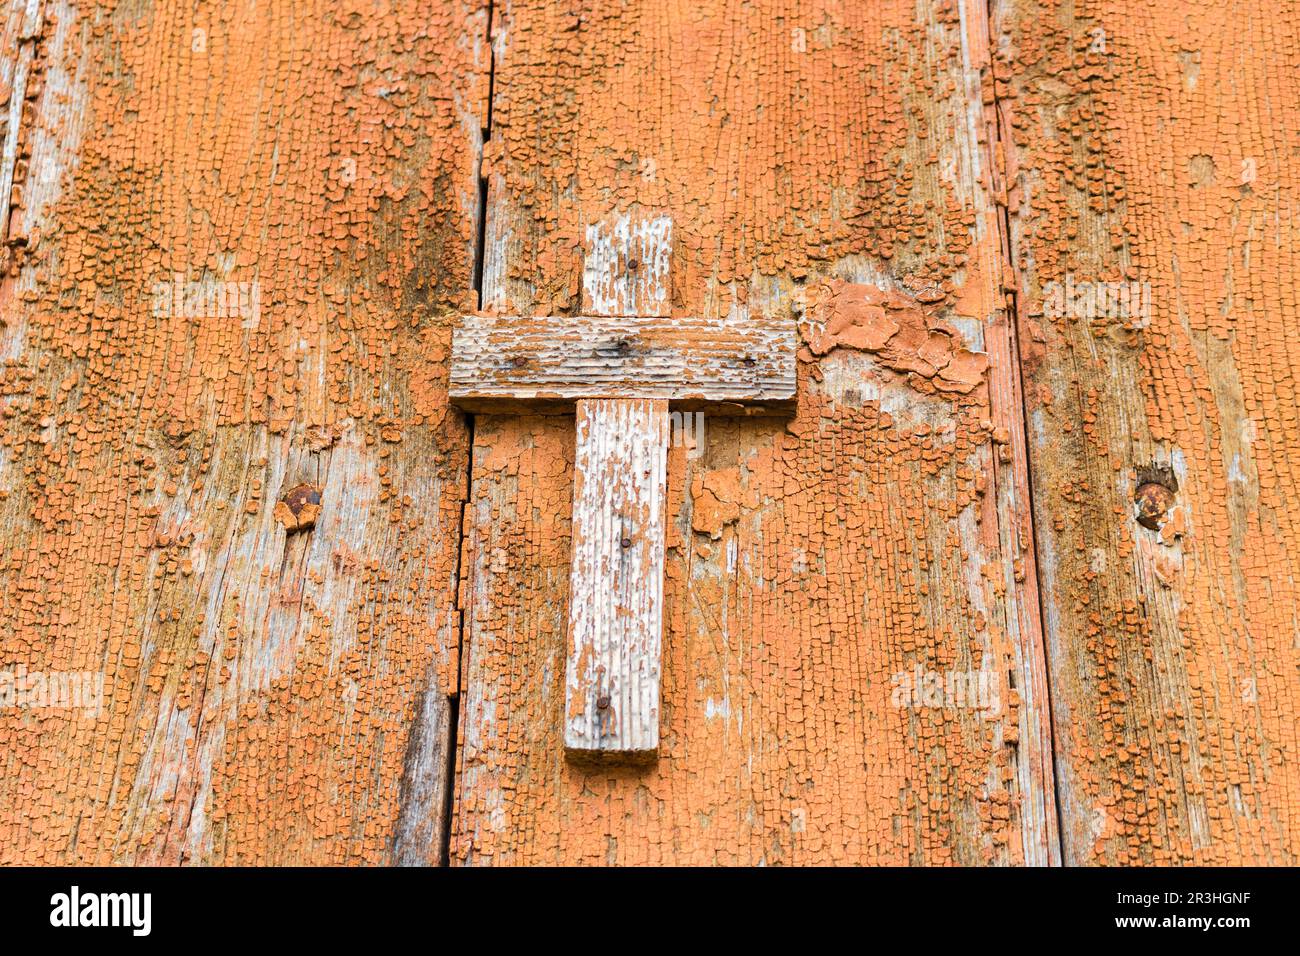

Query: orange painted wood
[[4, 0, 1296, 870], [451, 0, 1060, 865], [0, 0, 486, 864], [997, 0, 1300, 864]]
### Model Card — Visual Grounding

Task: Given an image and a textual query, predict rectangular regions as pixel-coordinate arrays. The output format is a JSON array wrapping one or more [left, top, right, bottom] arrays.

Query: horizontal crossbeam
[[448, 313, 797, 414]]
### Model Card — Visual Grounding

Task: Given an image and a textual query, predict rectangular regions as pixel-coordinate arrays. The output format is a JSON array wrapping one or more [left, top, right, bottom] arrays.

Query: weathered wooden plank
[[997, 0, 1300, 863], [0, 0, 41, 248], [452, 0, 1060, 865], [564, 398, 668, 762], [0, 0, 487, 865], [449, 312, 797, 412], [582, 212, 674, 317], [959, 0, 1061, 866]]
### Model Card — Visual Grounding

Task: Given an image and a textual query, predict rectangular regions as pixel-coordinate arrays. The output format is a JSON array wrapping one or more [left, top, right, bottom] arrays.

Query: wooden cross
[[450, 213, 795, 763]]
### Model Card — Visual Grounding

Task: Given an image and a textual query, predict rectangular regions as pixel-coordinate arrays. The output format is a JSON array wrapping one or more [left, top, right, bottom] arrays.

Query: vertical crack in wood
[[392, 0, 495, 868], [471, 0, 496, 308], [968, 0, 1065, 865], [438, 414, 474, 864], [441, 0, 497, 867]]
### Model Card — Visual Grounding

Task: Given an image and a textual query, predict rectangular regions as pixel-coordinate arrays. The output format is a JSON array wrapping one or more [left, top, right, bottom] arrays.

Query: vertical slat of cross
[[450, 212, 796, 763]]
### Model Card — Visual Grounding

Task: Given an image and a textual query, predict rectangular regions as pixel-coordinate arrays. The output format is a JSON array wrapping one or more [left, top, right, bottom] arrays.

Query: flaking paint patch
[[804, 280, 991, 396]]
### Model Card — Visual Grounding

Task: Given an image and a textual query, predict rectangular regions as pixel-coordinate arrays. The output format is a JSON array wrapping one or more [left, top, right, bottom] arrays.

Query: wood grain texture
[[449, 312, 797, 411], [451, 0, 1060, 865], [564, 399, 668, 761], [0, 0, 486, 864], [996, 0, 1300, 863]]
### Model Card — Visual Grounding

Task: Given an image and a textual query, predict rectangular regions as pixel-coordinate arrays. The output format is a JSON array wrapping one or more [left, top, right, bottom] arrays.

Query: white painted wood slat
[[563, 398, 668, 762], [582, 212, 673, 317]]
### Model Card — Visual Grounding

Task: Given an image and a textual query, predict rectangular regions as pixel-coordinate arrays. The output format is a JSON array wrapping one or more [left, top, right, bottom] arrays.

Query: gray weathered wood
[[448, 312, 796, 413], [564, 399, 668, 763]]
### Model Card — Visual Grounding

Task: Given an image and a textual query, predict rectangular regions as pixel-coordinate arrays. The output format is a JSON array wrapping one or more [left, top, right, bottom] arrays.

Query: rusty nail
[[1134, 464, 1178, 531], [626, 256, 640, 271], [596, 695, 610, 710], [1135, 481, 1175, 531], [620, 536, 632, 548], [274, 483, 322, 533]]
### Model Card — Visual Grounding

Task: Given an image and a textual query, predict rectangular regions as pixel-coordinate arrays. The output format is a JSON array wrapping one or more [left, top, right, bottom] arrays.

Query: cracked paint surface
[[1000, 0, 1299, 863], [0, 0, 487, 864]]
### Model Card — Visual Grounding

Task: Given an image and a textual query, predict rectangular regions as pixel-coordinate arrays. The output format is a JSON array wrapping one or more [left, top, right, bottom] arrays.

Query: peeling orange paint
[[0, 0, 488, 865], [1002, 0, 1299, 863], [805, 280, 990, 394]]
